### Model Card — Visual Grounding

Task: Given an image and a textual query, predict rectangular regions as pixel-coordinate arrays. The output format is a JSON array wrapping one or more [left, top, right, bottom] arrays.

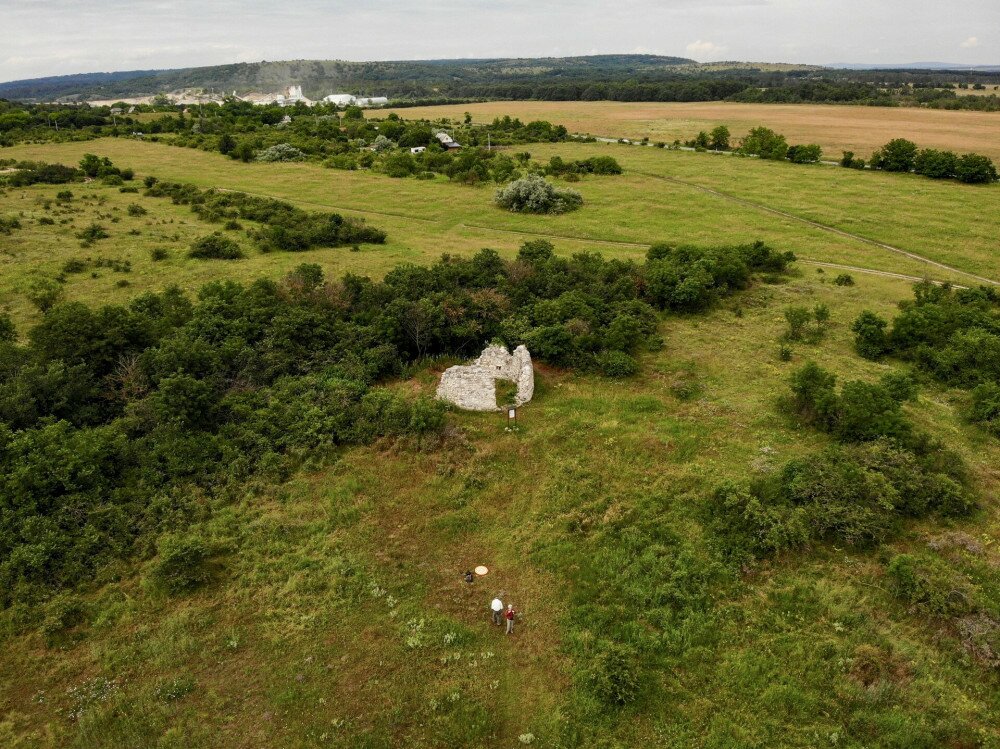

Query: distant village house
[[435, 131, 462, 150]]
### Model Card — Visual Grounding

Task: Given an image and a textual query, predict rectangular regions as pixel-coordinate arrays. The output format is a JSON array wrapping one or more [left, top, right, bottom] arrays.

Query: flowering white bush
[[371, 134, 395, 153], [256, 143, 306, 162], [494, 174, 583, 214]]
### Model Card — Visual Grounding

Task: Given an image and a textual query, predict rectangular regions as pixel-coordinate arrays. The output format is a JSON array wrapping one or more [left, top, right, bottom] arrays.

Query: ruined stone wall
[[436, 344, 534, 411]]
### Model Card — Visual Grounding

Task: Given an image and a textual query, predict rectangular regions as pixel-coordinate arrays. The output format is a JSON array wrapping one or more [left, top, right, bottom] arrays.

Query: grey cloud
[[0, 0, 997, 81]]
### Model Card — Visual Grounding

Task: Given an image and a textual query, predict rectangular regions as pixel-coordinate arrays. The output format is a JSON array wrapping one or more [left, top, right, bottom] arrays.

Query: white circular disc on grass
[[474, 565, 489, 576]]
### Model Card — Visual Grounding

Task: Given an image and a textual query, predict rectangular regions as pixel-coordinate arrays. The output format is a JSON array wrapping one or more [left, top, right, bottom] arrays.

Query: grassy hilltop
[[1, 129, 999, 748]]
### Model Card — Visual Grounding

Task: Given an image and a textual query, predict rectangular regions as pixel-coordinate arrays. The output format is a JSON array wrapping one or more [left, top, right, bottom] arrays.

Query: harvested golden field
[[380, 100, 1000, 161]]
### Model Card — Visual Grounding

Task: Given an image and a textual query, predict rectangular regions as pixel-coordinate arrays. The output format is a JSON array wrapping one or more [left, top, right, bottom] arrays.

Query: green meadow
[[1, 137, 998, 748], [3, 137, 997, 332]]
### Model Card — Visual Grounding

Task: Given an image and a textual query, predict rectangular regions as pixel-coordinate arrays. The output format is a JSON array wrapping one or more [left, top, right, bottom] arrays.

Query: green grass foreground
[[0, 139, 998, 748]]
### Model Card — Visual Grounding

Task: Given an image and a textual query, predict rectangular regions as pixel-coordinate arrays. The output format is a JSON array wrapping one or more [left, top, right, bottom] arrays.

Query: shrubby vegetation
[[868, 138, 997, 183], [644, 240, 795, 312], [691, 125, 823, 165], [188, 233, 244, 260], [886, 553, 978, 617], [0, 159, 81, 187], [851, 282, 1000, 435], [708, 360, 975, 561], [0, 237, 792, 609], [543, 155, 622, 177], [494, 175, 583, 214], [737, 127, 789, 160], [255, 143, 306, 162], [144, 178, 387, 252]]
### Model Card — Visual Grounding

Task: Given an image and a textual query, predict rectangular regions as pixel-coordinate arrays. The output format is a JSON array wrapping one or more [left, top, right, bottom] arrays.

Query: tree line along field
[[1, 135, 999, 747], [377, 101, 1000, 163], [3, 136, 998, 332]]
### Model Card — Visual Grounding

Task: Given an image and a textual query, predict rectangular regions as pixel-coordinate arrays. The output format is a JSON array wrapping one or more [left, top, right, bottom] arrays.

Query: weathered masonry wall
[[436, 345, 534, 412]]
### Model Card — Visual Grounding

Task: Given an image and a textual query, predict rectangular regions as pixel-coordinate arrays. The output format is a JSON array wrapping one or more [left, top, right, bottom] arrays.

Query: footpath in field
[[628, 166, 999, 287]]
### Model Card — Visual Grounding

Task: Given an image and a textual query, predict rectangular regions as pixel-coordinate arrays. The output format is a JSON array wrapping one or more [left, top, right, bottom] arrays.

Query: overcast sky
[[1, 0, 997, 82]]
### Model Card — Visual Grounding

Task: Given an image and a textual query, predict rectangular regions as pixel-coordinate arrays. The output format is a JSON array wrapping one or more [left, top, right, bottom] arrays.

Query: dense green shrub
[[955, 153, 999, 184], [150, 534, 211, 595], [0, 216, 21, 235], [5, 162, 81, 187], [790, 362, 915, 443], [188, 233, 244, 260], [783, 305, 828, 343], [255, 143, 306, 162], [545, 155, 622, 176], [886, 553, 976, 617], [854, 283, 1000, 435], [786, 144, 823, 164], [382, 151, 417, 178], [914, 149, 958, 179], [851, 310, 890, 359], [710, 438, 973, 560], [76, 223, 109, 243], [40, 594, 88, 646], [710, 360, 976, 561], [870, 139, 918, 172], [737, 127, 789, 160], [645, 241, 794, 312], [494, 175, 583, 214], [596, 350, 639, 377], [968, 382, 1000, 436]]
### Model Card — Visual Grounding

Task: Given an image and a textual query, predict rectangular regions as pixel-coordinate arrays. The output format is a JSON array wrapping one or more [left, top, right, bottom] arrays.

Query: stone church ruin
[[436, 345, 534, 412]]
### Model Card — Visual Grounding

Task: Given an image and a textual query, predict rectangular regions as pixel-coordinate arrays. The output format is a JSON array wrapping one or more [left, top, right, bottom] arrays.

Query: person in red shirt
[[505, 604, 515, 635]]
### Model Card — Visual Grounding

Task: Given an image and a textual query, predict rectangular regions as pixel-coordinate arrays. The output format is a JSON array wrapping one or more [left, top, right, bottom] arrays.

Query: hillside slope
[[0, 55, 705, 102]]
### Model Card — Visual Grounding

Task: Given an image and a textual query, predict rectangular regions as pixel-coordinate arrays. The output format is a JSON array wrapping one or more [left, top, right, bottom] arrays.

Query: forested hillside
[[4, 55, 1000, 109]]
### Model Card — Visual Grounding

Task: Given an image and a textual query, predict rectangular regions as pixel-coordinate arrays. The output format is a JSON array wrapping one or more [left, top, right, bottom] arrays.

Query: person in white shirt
[[490, 596, 503, 626]]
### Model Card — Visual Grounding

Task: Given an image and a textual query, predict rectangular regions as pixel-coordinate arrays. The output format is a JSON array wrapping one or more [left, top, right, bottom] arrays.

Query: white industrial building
[[323, 94, 356, 106], [240, 87, 389, 108]]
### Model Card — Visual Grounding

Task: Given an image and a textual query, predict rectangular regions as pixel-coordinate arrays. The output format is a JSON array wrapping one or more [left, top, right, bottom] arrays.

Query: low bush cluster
[[886, 553, 977, 617], [868, 139, 997, 183], [79, 153, 134, 182], [851, 283, 1000, 434], [255, 143, 307, 162], [188, 233, 244, 260], [1, 160, 81, 187], [544, 155, 622, 177], [494, 175, 583, 214], [0, 215, 22, 235], [145, 179, 387, 251], [645, 240, 796, 312], [708, 361, 974, 561], [783, 304, 830, 343]]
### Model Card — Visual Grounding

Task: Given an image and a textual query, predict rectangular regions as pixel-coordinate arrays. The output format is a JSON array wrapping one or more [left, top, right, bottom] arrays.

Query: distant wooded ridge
[[2, 55, 999, 105]]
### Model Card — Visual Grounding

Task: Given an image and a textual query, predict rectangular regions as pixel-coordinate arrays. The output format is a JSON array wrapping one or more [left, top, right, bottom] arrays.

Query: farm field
[[380, 100, 1000, 162], [1, 134, 1000, 748]]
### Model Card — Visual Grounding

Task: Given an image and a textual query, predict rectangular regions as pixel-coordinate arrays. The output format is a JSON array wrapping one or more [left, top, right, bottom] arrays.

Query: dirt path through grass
[[630, 169, 1000, 286]]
